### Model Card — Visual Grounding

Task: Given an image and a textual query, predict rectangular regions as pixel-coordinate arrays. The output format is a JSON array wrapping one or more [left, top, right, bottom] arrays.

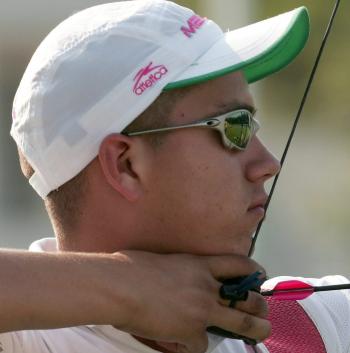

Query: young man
[[3, 1, 350, 353]]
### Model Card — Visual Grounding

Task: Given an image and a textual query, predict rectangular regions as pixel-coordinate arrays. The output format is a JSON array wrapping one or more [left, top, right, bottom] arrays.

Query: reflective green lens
[[224, 111, 252, 149]]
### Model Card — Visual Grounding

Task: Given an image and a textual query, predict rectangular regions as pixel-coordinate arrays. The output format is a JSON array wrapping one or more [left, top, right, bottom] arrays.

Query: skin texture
[[52, 71, 279, 351], [59, 71, 279, 256]]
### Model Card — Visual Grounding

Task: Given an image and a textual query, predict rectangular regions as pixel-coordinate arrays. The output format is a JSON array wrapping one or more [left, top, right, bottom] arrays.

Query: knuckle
[[208, 279, 221, 295], [249, 293, 269, 317], [237, 315, 271, 341], [187, 304, 211, 329], [238, 313, 254, 334]]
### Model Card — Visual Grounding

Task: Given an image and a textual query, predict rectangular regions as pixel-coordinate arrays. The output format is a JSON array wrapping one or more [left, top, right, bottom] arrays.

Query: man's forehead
[[166, 71, 256, 126], [205, 72, 256, 118]]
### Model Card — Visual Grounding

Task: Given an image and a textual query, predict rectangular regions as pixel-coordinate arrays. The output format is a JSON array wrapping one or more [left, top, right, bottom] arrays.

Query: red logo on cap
[[181, 15, 207, 38], [133, 62, 168, 96]]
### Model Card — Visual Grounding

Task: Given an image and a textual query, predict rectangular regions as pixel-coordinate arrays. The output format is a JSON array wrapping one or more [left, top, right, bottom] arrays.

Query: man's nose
[[244, 136, 281, 183]]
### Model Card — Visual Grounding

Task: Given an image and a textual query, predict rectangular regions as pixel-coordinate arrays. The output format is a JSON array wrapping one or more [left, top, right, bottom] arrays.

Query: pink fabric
[[264, 298, 327, 353]]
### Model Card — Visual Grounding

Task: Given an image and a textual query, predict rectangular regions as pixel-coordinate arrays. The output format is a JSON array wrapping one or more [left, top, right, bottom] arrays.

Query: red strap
[[264, 298, 326, 353]]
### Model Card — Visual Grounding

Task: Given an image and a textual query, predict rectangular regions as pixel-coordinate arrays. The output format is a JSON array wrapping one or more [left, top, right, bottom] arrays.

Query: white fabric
[[0, 325, 254, 353], [11, 1, 223, 198], [1, 238, 349, 353], [262, 276, 350, 353], [171, 8, 302, 84]]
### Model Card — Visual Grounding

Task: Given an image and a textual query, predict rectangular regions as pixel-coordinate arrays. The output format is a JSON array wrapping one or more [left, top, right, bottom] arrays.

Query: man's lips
[[248, 195, 268, 212]]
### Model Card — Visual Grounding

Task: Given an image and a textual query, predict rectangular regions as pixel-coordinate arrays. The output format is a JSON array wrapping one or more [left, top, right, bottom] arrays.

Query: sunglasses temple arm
[[126, 120, 220, 136]]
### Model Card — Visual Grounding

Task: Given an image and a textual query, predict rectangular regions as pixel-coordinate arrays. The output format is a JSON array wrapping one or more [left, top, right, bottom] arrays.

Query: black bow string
[[248, 0, 342, 257]]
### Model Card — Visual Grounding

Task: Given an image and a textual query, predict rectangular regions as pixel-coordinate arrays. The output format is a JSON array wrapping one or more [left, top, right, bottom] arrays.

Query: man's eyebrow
[[213, 102, 257, 116]]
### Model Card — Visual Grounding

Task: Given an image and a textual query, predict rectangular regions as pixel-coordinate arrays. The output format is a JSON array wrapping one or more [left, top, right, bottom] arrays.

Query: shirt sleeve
[[0, 330, 51, 353], [263, 275, 350, 353], [0, 332, 23, 353]]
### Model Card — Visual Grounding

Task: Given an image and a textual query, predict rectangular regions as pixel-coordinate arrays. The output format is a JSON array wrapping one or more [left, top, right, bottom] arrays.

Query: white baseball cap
[[11, 0, 309, 198]]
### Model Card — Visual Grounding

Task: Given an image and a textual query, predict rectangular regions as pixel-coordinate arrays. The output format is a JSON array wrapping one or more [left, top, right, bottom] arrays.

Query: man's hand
[[112, 252, 270, 353], [0, 250, 269, 353]]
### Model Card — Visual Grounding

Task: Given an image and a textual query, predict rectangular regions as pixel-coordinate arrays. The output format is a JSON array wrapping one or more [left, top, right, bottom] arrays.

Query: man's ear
[[98, 134, 143, 202]]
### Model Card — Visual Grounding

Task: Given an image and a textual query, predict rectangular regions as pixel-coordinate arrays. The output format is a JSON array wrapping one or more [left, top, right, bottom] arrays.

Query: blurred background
[[0, 0, 349, 277]]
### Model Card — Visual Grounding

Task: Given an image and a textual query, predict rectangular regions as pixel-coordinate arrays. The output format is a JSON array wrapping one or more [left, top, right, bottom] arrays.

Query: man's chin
[[237, 241, 254, 257]]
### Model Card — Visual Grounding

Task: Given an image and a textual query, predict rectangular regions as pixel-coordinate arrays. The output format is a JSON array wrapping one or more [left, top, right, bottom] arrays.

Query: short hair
[[18, 148, 89, 233], [17, 87, 191, 233]]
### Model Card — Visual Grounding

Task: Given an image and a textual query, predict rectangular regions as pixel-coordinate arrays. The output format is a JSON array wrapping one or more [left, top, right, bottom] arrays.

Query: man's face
[[138, 72, 280, 256]]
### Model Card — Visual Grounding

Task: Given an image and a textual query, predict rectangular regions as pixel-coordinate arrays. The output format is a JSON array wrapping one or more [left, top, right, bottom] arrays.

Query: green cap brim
[[164, 7, 309, 90]]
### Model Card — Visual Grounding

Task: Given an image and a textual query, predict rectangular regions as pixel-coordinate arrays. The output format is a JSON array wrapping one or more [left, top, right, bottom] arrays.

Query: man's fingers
[[208, 303, 271, 342], [206, 255, 266, 280], [234, 291, 269, 318], [218, 291, 269, 319]]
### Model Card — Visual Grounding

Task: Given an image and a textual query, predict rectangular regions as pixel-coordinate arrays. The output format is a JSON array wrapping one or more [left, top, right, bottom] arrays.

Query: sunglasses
[[125, 109, 260, 151]]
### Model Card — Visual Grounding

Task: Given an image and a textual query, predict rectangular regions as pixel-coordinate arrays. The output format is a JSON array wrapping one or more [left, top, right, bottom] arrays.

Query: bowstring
[[248, 0, 342, 257]]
